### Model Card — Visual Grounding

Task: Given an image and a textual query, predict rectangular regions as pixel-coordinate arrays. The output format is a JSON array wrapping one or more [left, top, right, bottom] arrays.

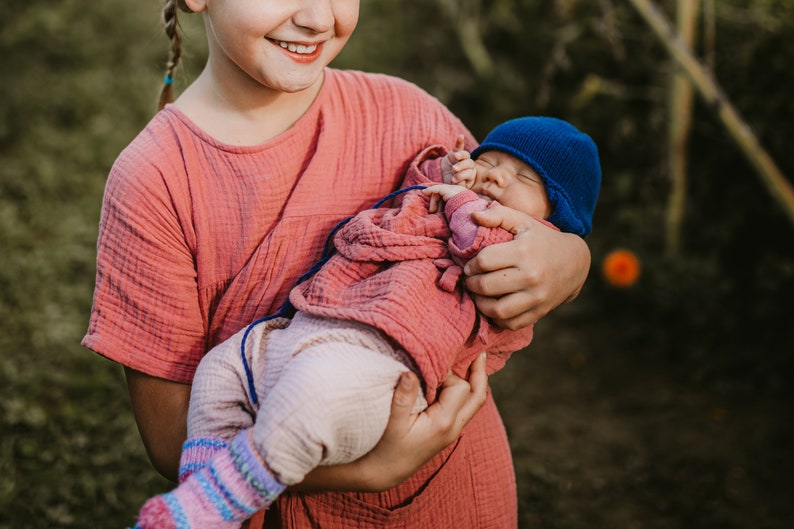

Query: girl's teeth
[[278, 41, 318, 54]]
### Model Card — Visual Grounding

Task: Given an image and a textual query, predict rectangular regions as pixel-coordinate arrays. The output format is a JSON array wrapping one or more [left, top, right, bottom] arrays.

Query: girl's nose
[[293, 1, 335, 34]]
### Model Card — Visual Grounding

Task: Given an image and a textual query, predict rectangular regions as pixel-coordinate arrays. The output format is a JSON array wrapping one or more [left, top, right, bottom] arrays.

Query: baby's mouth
[[476, 188, 495, 203]]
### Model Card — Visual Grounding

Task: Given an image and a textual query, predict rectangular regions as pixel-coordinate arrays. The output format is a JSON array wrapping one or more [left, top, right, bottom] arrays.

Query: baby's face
[[469, 151, 552, 219]]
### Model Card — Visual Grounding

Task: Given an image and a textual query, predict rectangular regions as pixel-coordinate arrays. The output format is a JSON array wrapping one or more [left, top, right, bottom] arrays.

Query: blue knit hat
[[471, 117, 601, 237]]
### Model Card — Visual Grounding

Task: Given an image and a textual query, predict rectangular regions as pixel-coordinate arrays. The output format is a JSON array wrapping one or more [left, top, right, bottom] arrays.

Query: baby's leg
[[250, 319, 427, 486], [180, 318, 291, 482], [135, 315, 424, 528], [187, 317, 291, 440], [135, 319, 295, 529], [135, 429, 285, 529]]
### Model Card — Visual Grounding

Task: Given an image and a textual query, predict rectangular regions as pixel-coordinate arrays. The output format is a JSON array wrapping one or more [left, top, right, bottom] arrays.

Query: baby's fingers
[[453, 134, 466, 152], [427, 193, 441, 213]]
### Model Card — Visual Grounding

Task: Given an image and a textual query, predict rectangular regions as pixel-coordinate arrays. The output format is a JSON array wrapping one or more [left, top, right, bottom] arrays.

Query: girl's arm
[[124, 367, 191, 483]]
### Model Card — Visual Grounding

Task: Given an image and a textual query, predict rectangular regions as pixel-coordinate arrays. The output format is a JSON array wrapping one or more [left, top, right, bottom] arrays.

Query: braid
[[158, 0, 184, 111]]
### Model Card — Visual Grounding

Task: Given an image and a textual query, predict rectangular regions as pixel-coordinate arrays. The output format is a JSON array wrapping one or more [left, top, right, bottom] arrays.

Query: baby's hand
[[423, 184, 468, 213], [441, 135, 476, 189]]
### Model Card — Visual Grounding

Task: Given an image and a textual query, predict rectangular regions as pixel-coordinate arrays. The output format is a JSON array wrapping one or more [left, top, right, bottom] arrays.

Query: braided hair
[[158, 0, 191, 111]]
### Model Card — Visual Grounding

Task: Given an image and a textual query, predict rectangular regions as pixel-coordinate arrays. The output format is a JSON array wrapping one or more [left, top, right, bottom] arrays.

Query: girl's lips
[[268, 38, 324, 63]]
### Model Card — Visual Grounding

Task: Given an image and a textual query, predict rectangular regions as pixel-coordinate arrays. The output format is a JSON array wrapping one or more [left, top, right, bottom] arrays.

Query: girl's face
[[469, 151, 552, 219], [190, 0, 360, 95]]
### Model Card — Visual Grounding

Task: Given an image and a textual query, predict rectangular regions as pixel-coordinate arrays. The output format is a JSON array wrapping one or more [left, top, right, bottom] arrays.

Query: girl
[[83, 1, 591, 527]]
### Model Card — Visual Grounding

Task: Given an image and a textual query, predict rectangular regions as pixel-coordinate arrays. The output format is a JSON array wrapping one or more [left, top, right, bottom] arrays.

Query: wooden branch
[[436, 0, 494, 79], [703, 0, 716, 72], [628, 0, 794, 227], [665, 0, 699, 256]]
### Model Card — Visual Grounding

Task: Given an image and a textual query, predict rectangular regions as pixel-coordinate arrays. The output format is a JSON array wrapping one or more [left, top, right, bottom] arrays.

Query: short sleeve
[[82, 143, 206, 383]]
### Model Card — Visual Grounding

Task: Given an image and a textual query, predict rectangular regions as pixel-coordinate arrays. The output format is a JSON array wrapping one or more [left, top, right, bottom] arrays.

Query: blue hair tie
[[164, 74, 174, 85]]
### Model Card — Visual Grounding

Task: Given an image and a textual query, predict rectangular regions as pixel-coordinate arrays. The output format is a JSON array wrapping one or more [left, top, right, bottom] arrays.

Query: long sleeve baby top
[[289, 145, 535, 400]]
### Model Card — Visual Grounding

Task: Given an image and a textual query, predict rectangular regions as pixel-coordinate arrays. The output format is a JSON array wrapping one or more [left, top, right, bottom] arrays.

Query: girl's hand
[[294, 352, 489, 492], [441, 134, 476, 188], [464, 204, 591, 330]]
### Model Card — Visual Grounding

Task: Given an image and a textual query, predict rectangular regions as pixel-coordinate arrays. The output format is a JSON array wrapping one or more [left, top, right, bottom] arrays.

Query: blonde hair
[[158, 0, 191, 111]]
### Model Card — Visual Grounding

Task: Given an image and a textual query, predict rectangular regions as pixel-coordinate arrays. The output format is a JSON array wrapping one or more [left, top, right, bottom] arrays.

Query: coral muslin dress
[[84, 69, 519, 528]]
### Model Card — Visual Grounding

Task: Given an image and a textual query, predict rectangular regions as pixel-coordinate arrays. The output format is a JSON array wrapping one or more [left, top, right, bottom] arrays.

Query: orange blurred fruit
[[601, 249, 640, 288]]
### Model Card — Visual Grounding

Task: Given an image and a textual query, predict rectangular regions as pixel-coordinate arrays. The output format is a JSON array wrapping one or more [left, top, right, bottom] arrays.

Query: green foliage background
[[1, 0, 792, 527]]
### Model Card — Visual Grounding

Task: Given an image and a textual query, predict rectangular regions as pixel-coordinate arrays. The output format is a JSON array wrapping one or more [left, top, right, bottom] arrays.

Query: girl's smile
[[267, 38, 324, 63]]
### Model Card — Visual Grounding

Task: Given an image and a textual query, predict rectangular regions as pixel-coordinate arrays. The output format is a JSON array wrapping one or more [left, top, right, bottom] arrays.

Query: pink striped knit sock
[[177, 437, 229, 483], [134, 430, 285, 529]]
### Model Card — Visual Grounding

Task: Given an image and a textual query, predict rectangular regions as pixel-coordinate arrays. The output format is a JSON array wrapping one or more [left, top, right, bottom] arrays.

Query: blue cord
[[240, 185, 427, 405]]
